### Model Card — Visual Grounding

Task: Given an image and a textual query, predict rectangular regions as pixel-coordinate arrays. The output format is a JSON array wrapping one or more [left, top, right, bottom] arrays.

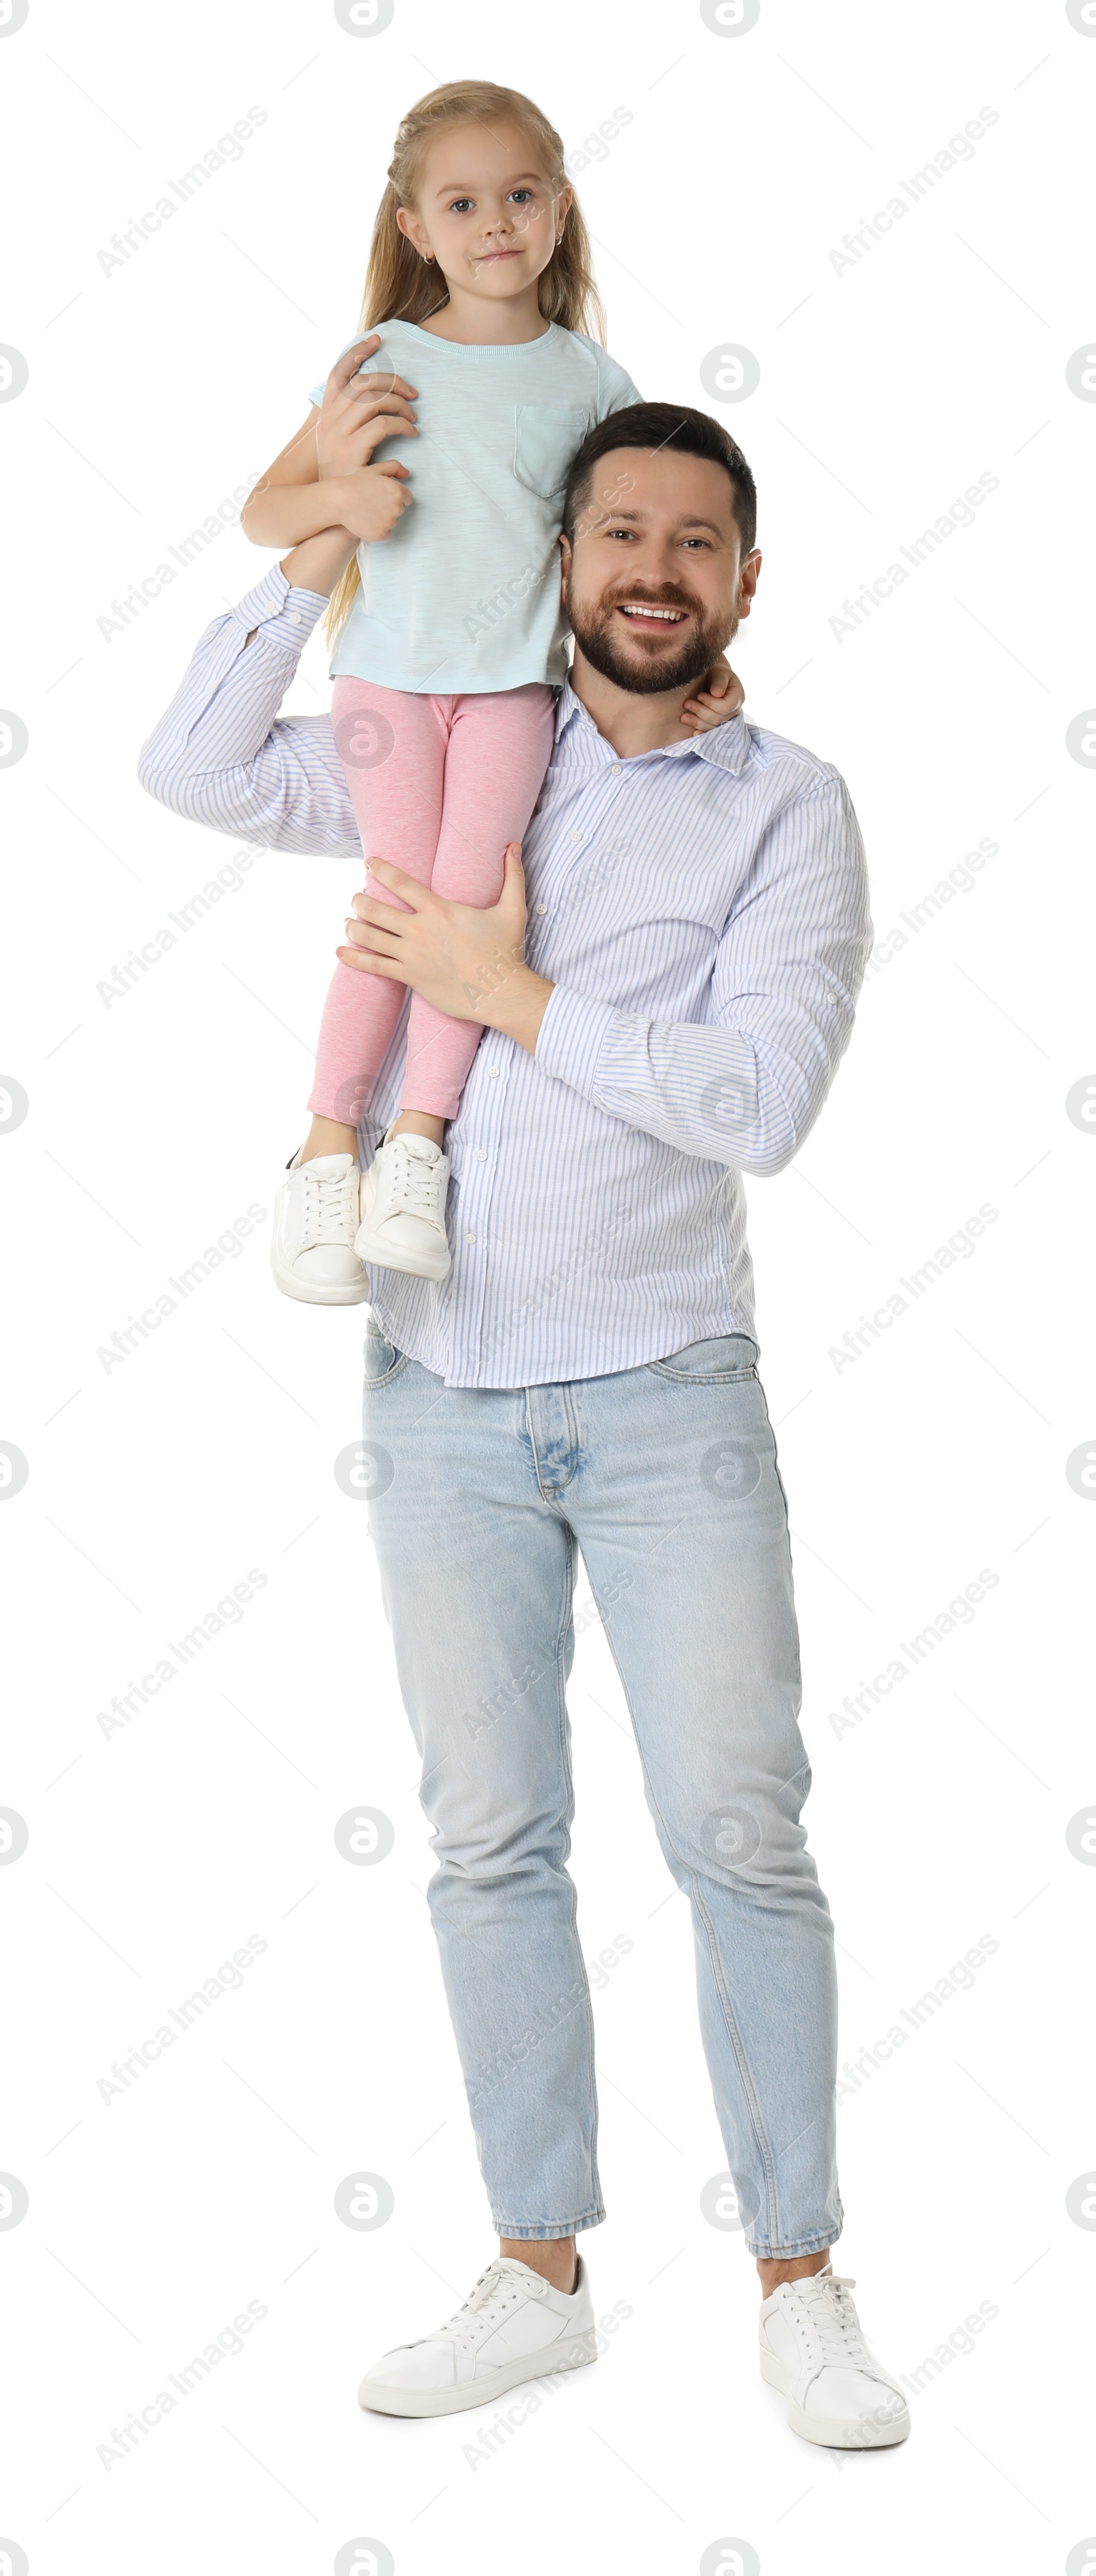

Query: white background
[[1, 2, 1092, 2571]]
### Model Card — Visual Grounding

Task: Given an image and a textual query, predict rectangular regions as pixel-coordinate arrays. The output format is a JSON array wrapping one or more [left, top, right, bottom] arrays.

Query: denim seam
[[490, 2208, 605, 2239], [754, 1380, 801, 1685], [756, 1373, 793, 1526], [549, 1521, 604, 2225], [747, 2225, 843, 2259], [593, 1611, 782, 2251], [362, 1349, 412, 1389], [684, 1378, 810, 2247], [647, 1363, 758, 1384], [523, 1385, 581, 1497], [688, 1878, 784, 2246]]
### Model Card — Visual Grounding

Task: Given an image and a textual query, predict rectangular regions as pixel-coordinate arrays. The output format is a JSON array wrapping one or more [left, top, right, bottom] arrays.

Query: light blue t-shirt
[[308, 319, 640, 694]]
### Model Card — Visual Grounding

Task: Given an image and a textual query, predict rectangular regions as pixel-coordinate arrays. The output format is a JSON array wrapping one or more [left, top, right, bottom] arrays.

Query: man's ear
[[736, 547, 762, 623]]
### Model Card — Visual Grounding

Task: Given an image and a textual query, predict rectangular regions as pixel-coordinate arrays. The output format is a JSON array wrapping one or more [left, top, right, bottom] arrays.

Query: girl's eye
[[508, 189, 534, 204], [449, 197, 473, 214]]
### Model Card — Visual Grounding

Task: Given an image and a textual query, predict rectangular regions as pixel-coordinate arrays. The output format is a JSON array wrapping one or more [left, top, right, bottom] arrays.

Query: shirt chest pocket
[[512, 405, 591, 502]]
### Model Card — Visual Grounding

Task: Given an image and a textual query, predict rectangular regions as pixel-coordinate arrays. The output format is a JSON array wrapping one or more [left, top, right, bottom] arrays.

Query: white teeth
[[619, 605, 685, 620]]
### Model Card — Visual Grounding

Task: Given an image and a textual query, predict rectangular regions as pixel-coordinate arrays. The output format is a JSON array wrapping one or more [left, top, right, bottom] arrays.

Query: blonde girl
[[243, 80, 740, 1302]]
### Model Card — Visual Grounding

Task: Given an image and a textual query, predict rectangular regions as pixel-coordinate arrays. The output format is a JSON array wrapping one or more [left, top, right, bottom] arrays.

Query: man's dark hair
[[562, 403, 758, 555]]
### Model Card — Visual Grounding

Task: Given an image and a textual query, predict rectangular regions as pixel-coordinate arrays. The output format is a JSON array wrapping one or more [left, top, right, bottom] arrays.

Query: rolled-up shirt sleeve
[[137, 564, 359, 855], [534, 772, 872, 1177]]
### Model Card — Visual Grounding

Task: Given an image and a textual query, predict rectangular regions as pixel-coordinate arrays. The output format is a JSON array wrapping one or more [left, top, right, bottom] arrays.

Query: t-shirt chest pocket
[[512, 404, 591, 502]]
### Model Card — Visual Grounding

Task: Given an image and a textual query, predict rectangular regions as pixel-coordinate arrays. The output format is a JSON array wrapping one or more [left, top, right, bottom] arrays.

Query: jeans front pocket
[[647, 1334, 760, 1383], [362, 1319, 409, 1387], [512, 404, 591, 501]]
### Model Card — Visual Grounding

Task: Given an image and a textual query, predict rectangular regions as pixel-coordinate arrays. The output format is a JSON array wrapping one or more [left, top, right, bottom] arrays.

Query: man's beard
[[566, 582, 734, 696]]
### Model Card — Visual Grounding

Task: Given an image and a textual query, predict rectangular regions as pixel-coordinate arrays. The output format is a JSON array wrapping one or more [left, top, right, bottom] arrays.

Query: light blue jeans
[[362, 1326, 843, 2258]]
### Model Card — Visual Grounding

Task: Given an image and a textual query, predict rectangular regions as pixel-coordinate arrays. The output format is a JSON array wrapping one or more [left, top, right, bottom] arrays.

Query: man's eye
[[606, 527, 637, 540]]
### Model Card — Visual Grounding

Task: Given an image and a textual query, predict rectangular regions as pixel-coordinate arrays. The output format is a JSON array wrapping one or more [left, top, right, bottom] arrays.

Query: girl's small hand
[[337, 459, 414, 543], [680, 659, 745, 733], [316, 336, 419, 484]]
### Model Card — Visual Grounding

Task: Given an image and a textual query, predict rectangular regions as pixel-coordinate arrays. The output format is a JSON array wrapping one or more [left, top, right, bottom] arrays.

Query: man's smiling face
[[560, 447, 760, 696]]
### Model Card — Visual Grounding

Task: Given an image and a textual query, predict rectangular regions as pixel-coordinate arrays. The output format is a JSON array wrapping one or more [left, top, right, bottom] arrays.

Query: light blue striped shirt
[[140, 566, 872, 1388]]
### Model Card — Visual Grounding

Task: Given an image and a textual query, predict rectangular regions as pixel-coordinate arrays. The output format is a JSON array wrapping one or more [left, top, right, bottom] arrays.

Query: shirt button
[[464, 1228, 476, 1245], [287, 611, 302, 624], [570, 829, 582, 843], [486, 1065, 500, 1078], [534, 902, 547, 916], [474, 1148, 488, 1162]]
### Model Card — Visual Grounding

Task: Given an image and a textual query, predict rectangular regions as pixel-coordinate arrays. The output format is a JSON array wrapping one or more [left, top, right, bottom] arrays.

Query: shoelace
[[788, 2273, 871, 2369], [384, 1142, 446, 1229], [434, 2260, 539, 2345], [299, 1165, 357, 1246]]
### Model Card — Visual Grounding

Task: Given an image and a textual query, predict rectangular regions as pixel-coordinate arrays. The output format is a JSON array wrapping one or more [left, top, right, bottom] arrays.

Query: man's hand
[[680, 658, 745, 734], [336, 847, 554, 1055]]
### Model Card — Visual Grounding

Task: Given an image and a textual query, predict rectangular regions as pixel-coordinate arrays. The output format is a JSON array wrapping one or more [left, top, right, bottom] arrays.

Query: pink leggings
[[310, 679, 556, 1125]]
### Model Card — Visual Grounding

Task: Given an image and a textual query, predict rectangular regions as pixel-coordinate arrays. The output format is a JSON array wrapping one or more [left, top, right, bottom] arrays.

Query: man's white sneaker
[[269, 1150, 368, 1306], [358, 2254, 596, 2419], [758, 2266, 910, 2448], [355, 1133, 451, 1281]]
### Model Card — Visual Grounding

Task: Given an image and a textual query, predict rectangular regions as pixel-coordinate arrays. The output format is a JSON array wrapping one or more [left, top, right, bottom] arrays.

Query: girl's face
[[397, 119, 571, 307]]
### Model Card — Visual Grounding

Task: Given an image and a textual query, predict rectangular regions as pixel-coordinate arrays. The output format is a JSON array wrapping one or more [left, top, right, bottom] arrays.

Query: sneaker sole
[[353, 1226, 451, 1283], [358, 2332, 597, 2418], [759, 2350, 910, 2447], [269, 1250, 371, 1305], [269, 1206, 370, 1306]]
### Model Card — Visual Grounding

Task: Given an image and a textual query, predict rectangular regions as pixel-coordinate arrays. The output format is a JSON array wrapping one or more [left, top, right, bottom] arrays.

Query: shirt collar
[[554, 676, 751, 776]]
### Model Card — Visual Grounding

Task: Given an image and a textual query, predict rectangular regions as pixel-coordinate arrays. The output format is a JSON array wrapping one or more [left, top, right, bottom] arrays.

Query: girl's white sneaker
[[355, 1133, 451, 1280], [270, 1150, 368, 1304], [758, 2266, 910, 2447], [358, 2254, 596, 2418]]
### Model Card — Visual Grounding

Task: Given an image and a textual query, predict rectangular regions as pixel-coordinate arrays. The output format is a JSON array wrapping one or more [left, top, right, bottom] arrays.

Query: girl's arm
[[240, 336, 419, 553]]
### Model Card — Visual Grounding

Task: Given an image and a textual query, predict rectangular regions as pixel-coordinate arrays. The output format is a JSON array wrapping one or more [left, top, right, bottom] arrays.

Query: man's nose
[[642, 545, 686, 590]]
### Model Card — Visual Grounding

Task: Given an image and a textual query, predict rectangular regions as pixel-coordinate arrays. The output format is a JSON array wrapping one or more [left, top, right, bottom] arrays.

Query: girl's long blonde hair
[[325, 81, 606, 645]]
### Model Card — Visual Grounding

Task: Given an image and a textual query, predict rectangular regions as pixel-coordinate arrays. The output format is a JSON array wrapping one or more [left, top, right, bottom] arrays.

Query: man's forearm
[[533, 988, 856, 1177], [242, 535, 356, 645], [277, 528, 358, 604]]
